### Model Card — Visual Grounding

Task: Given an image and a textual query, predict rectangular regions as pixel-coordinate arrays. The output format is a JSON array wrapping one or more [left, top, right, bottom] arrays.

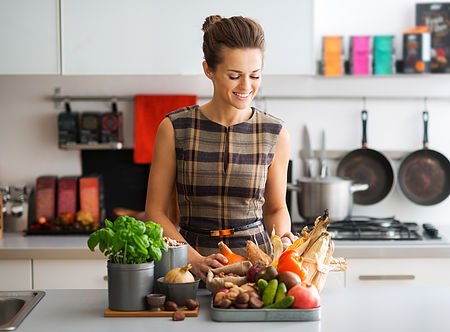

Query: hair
[[202, 15, 265, 70]]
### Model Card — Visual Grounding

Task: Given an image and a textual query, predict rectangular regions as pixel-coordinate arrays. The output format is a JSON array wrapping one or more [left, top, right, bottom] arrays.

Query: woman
[[145, 15, 296, 281]]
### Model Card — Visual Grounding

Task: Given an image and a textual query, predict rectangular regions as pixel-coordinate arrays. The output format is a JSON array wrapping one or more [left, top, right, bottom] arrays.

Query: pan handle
[[350, 183, 369, 193], [423, 111, 429, 149], [361, 110, 368, 149], [287, 183, 302, 192]]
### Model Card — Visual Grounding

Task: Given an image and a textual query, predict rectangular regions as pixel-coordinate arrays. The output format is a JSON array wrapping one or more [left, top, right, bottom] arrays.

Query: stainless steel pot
[[287, 177, 368, 221]]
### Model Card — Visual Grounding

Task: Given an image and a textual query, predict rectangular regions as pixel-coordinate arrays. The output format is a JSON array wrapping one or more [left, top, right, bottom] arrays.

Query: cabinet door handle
[[103, 275, 108, 281], [359, 274, 415, 281]]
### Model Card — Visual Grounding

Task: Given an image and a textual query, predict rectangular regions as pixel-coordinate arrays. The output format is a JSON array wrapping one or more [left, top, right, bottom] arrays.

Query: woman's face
[[204, 47, 263, 111]]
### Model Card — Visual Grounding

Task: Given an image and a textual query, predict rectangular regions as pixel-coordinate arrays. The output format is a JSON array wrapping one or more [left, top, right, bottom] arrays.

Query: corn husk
[[289, 227, 310, 249], [294, 210, 348, 292], [270, 228, 284, 267], [311, 236, 334, 292], [328, 257, 348, 272], [304, 212, 330, 254], [302, 232, 331, 284]]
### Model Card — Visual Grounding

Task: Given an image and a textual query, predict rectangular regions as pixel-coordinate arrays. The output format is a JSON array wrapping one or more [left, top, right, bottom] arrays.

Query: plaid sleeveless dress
[[166, 105, 283, 257]]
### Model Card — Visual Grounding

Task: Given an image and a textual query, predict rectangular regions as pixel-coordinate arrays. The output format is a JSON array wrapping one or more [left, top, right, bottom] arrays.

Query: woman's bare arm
[[263, 127, 296, 241]]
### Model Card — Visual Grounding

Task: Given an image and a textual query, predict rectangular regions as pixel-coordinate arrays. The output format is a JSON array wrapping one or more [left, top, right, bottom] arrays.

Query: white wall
[[1, 0, 450, 225]]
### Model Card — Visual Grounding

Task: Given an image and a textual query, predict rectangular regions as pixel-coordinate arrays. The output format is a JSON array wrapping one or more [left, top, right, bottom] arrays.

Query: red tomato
[[287, 284, 320, 309]]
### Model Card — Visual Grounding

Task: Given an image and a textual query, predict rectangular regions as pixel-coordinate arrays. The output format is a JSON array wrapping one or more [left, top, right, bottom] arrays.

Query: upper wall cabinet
[[0, 0, 60, 74], [61, 0, 314, 75]]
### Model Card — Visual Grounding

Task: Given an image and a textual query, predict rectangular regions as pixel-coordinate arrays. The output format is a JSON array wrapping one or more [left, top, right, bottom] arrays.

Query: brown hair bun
[[201, 15, 265, 70], [202, 15, 222, 32]]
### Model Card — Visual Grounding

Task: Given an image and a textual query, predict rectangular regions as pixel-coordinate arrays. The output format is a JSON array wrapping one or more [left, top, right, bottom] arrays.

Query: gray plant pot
[[107, 261, 154, 311]]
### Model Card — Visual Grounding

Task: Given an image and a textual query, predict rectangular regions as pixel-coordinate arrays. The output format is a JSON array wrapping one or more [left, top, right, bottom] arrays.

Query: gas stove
[[294, 216, 442, 241]]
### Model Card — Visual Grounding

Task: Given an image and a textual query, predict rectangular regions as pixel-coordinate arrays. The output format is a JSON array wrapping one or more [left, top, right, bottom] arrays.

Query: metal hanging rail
[[51, 87, 450, 108]]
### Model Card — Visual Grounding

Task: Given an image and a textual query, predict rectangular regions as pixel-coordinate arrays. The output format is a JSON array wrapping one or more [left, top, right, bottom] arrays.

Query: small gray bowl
[[146, 293, 166, 311], [157, 277, 200, 306]]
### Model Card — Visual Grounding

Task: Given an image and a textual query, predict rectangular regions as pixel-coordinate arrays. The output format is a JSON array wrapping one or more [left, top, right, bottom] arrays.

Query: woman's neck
[[199, 101, 253, 127]]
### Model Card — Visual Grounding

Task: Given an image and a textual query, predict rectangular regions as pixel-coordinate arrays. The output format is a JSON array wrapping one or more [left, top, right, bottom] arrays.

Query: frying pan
[[337, 110, 395, 205], [398, 111, 450, 205]]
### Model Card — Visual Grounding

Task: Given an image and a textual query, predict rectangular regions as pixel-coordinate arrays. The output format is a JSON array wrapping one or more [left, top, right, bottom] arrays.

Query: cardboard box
[[35, 176, 57, 222], [79, 175, 104, 224], [322, 36, 345, 76], [416, 3, 450, 73], [57, 176, 78, 221], [402, 26, 432, 73], [373, 35, 396, 75], [80, 112, 102, 144], [100, 112, 123, 143], [350, 36, 372, 75]]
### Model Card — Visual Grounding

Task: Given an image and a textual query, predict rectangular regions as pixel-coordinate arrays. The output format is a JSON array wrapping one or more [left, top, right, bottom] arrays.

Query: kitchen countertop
[[14, 287, 450, 332], [1, 225, 450, 259], [1, 227, 450, 259]]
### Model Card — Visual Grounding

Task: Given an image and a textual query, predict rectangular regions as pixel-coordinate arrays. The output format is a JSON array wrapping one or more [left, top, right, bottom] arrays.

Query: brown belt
[[180, 220, 263, 237]]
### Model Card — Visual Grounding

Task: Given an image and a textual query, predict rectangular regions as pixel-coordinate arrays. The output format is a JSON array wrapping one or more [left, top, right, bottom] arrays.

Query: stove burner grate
[[297, 216, 423, 241]]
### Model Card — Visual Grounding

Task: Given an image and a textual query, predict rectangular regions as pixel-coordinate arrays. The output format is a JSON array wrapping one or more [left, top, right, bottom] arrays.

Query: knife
[[301, 125, 313, 177], [319, 130, 328, 178]]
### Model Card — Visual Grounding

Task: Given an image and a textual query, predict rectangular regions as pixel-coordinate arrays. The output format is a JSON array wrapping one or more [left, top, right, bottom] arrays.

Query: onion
[[164, 264, 195, 283], [246, 263, 266, 283]]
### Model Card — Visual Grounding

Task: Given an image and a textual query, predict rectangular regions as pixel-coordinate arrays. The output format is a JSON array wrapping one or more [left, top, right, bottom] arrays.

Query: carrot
[[218, 241, 246, 265]]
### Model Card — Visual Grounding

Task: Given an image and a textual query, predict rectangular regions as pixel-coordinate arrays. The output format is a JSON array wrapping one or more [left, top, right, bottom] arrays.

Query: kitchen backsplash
[[0, 75, 449, 225]]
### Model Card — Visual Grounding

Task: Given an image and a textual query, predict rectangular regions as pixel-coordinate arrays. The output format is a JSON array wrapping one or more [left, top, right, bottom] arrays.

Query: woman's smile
[[233, 91, 252, 100]]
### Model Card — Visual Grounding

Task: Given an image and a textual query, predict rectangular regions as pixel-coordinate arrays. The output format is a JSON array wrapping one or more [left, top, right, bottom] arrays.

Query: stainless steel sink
[[0, 291, 45, 331]]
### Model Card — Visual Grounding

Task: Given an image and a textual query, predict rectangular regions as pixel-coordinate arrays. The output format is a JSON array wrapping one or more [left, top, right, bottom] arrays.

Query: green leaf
[[141, 234, 149, 248], [87, 233, 99, 251], [148, 245, 162, 262], [104, 219, 114, 230]]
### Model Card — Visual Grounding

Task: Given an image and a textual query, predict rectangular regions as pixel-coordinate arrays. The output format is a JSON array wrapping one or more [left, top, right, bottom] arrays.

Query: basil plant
[[88, 215, 168, 264]]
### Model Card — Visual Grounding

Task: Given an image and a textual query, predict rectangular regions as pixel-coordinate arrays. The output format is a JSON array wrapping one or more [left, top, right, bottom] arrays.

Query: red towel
[[134, 95, 197, 164]]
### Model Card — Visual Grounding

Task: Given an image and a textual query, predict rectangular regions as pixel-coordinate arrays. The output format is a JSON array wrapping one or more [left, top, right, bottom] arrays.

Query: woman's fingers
[[212, 253, 228, 265], [281, 231, 298, 242], [191, 254, 228, 281]]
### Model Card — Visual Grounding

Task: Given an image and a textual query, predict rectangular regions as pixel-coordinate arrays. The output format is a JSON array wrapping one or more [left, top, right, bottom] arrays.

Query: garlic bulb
[[164, 264, 195, 283]]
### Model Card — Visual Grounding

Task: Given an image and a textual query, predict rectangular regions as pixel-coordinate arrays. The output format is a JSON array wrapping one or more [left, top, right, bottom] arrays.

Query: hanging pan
[[337, 110, 395, 205], [398, 111, 450, 205]]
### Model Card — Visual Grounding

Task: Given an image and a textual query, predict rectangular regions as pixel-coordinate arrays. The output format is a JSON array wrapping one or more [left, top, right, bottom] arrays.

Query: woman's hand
[[280, 232, 299, 250], [190, 253, 228, 281]]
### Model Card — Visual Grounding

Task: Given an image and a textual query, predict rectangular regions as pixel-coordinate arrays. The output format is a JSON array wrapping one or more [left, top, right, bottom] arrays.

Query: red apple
[[287, 283, 320, 309]]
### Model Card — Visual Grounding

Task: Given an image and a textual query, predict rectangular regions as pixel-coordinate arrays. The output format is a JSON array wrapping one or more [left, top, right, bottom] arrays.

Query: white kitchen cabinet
[[0, 260, 33, 290], [0, 0, 60, 74], [61, 0, 314, 75], [346, 258, 450, 288], [33, 259, 108, 289], [323, 271, 345, 289]]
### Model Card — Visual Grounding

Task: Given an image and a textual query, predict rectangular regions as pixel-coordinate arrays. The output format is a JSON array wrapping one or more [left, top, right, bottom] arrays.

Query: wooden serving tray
[[104, 306, 199, 318]]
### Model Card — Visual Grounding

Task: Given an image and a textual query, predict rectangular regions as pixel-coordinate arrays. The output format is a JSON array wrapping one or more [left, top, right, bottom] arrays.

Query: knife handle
[[320, 163, 328, 178], [303, 160, 312, 177]]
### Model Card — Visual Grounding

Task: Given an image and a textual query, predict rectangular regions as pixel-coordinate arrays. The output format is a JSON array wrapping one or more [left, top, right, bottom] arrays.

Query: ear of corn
[[294, 210, 347, 292], [302, 232, 330, 284], [311, 235, 335, 292]]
